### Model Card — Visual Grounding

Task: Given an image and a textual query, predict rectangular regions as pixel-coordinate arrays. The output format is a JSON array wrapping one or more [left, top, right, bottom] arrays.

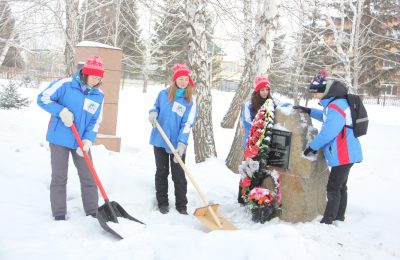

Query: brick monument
[[75, 41, 122, 152]]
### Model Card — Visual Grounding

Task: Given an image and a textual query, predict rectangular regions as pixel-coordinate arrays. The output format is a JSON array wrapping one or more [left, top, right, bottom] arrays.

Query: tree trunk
[[220, 0, 253, 129], [142, 71, 148, 93], [186, 0, 217, 163], [121, 67, 126, 90], [350, 0, 364, 94], [143, 48, 150, 93], [225, 108, 245, 173], [220, 66, 253, 129], [0, 26, 15, 66], [64, 0, 79, 76], [224, 0, 280, 172], [220, 0, 280, 129]]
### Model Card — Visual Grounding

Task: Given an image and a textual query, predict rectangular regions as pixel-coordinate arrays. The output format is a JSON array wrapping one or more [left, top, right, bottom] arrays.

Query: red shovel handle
[[71, 123, 109, 201]]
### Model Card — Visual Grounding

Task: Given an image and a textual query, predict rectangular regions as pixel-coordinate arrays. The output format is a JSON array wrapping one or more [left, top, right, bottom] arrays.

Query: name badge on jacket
[[83, 98, 100, 114], [172, 101, 186, 117]]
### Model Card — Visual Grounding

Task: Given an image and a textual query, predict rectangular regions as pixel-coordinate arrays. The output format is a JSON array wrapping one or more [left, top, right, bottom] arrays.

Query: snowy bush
[[0, 79, 30, 110], [18, 75, 38, 89]]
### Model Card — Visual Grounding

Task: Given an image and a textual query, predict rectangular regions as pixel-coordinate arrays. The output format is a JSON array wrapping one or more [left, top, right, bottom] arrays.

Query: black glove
[[293, 105, 311, 114], [303, 146, 317, 156]]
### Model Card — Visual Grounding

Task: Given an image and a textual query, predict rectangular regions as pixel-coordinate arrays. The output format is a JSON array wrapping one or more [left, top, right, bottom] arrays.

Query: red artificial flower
[[251, 146, 259, 155], [244, 146, 258, 159], [240, 177, 251, 188], [255, 121, 264, 128]]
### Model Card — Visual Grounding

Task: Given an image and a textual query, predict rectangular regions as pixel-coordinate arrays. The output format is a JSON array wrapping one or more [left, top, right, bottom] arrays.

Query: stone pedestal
[[272, 107, 329, 223], [75, 41, 122, 152]]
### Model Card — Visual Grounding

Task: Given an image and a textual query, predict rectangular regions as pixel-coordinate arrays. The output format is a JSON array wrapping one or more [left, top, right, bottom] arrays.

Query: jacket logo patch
[[83, 98, 100, 114], [172, 102, 186, 117]]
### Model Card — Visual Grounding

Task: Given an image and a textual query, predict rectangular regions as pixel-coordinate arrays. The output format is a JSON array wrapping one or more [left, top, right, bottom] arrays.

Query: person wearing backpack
[[293, 70, 363, 225]]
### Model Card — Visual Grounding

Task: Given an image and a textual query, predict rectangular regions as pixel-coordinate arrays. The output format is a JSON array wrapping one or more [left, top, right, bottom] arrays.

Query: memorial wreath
[[240, 99, 282, 223]]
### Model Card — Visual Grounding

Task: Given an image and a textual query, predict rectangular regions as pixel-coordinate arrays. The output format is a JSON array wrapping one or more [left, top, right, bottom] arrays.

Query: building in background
[[218, 58, 244, 92], [323, 5, 399, 97]]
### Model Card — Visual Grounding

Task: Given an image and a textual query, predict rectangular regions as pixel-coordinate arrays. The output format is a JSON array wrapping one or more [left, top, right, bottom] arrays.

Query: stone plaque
[[268, 129, 292, 169]]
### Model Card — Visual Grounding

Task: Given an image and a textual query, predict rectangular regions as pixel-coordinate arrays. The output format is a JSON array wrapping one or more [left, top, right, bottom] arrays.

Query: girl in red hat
[[242, 76, 278, 148], [148, 63, 198, 215], [37, 55, 105, 220], [238, 76, 280, 204]]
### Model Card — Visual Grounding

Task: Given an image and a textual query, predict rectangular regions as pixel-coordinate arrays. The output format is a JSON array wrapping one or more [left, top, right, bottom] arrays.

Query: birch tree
[[321, 0, 399, 94], [224, 0, 280, 172], [320, 0, 366, 93], [221, 0, 253, 172], [0, 1, 24, 68], [186, 0, 217, 163], [152, 0, 223, 90], [64, 0, 79, 76], [279, 0, 327, 105], [354, 0, 400, 95], [0, 1, 16, 66], [220, 0, 253, 129]]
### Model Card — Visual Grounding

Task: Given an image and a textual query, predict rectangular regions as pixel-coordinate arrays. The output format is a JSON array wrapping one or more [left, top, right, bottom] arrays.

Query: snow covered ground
[[0, 83, 399, 260]]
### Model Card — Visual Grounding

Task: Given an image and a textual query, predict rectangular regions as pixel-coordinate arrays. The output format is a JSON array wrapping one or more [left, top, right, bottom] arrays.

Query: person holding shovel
[[37, 56, 105, 221], [148, 63, 198, 215]]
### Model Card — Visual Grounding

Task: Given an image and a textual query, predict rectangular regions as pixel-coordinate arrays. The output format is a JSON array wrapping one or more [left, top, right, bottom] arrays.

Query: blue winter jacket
[[37, 70, 104, 149], [149, 88, 198, 153], [309, 82, 363, 167]]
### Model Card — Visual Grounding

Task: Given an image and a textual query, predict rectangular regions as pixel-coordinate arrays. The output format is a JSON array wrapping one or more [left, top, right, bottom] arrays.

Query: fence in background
[[362, 96, 400, 107], [0, 68, 63, 84]]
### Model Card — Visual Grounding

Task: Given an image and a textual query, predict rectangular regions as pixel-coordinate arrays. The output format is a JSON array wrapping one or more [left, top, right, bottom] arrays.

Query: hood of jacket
[[322, 80, 348, 100]]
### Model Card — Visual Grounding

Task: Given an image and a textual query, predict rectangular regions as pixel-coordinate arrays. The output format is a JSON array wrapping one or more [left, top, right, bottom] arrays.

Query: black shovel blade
[[96, 201, 145, 240]]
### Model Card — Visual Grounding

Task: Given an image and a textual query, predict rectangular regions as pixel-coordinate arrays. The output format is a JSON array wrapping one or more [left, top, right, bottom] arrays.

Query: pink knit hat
[[172, 63, 194, 88], [82, 56, 104, 77], [255, 76, 271, 92]]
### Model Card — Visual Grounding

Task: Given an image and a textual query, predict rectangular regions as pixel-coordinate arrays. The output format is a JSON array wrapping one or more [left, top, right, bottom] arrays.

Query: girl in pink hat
[[148, 64, 198, 215], [37, 55, 105, 220]]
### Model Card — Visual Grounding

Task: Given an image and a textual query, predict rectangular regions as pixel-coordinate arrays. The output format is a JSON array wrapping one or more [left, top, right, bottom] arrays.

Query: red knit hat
[[255, 76, 271, 92], [82, 56, 104, 77], [172, 63, 194, 88]]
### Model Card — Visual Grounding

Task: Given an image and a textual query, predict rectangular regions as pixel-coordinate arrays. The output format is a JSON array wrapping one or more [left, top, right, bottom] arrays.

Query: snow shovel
[[155, 122, 237, 231], [71, 124, 145, 239]]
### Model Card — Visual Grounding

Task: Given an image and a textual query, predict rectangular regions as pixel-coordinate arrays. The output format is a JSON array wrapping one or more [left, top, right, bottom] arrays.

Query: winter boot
[[177, 207, 188, 215], [159, 205, 169, 214], [54, 215, 66, 221], [320, 217, 334, 225], [335, 216, 345, 221], [86, 213, 97, 218]]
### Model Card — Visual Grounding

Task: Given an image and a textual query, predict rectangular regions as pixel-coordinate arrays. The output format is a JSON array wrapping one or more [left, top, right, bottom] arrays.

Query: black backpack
[[329, 94, 369, 137], [346, 94, 368, 137]]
